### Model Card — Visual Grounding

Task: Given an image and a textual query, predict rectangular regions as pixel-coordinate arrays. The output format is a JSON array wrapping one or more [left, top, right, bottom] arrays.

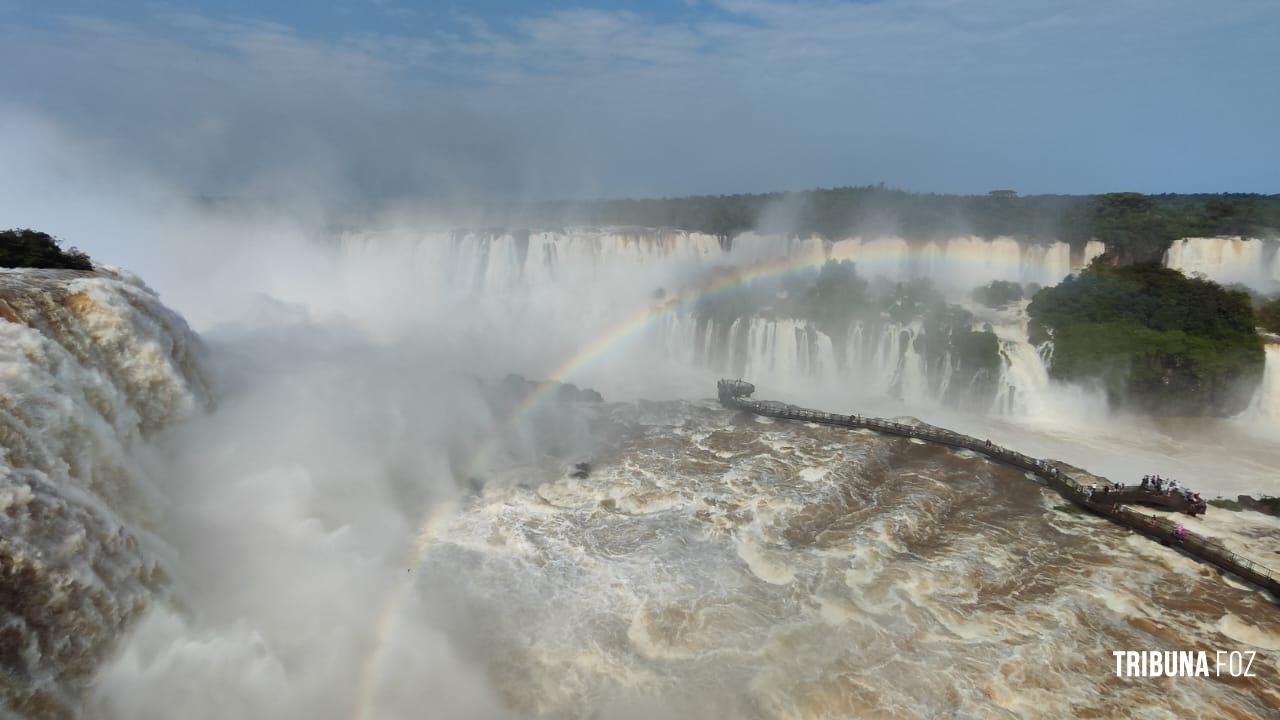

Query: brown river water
[[416, 400, 1280, 719]]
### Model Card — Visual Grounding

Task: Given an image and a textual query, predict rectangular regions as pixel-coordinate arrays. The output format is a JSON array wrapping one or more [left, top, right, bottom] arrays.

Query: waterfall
[[991, 337, 1102, 419], [842, 319, 933, 402], [0, 268, 211, 713], [658, 313, 982, 407], [1239, 344, 1280, 430], [337, 228, 1118, 411], [1164, 237, 1280, 293], [992, 338, 1049, 416], [1081, 240, 1106, 268], [825, 235, 1078, 290], [341, 228, 1097, 299]]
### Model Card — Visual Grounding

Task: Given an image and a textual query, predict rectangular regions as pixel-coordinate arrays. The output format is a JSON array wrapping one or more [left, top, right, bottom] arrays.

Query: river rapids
[[413, 399, 1280, 718]]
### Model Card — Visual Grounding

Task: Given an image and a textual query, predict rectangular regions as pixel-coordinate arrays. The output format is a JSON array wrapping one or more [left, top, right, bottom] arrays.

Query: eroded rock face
[[0, 268, 211, 718]]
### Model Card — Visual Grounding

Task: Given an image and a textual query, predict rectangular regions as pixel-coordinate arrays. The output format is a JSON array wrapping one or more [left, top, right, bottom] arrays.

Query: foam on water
[[0, 269, 211, 714], [408, 400, 1279, 718]]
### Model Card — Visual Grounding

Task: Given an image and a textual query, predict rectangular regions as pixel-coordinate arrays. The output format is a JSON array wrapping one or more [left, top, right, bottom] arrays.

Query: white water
[[664, 315, 966, 408], [339, 228, 1107, 404], [1164, 236, 1280, 293], [4, 230, 1279, 720], [439, 228, 1280, 500], [1241, 344, 1280, 429], [337, 228, 1280, 434], [335, 228, 1280, 455], [826, 235, 1074, 290], [342, 228, 1089, 296], [1081, 239, 1107, 268], [0, 268, 211, 711]]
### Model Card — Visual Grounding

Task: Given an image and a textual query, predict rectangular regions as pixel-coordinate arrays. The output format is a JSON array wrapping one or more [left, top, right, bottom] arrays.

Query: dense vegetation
[[508, 189, 1280, 262], [0, 229, 92, 270], [1028, 263, 1264, 416]]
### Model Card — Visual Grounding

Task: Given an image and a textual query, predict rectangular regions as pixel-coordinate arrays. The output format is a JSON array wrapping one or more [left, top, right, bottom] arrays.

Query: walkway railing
[[718, 381, 1279, 598]]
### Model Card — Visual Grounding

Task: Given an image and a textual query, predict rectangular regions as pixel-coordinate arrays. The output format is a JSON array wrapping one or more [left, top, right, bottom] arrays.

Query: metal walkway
[[717, 379, 1279, 599]]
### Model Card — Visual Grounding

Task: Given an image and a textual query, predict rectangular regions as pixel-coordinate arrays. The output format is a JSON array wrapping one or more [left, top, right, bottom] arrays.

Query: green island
[[1028, 263, 1264, 416]]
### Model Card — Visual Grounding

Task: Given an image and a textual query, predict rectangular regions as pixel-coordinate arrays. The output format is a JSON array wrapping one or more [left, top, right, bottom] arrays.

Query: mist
[[87, 322, 517, 720], [2, 3, 1279, 718], [0, 105, 732, 718]]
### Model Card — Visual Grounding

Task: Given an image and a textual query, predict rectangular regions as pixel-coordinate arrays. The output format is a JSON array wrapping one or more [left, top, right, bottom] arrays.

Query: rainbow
[[350, 235, 1083, 718]]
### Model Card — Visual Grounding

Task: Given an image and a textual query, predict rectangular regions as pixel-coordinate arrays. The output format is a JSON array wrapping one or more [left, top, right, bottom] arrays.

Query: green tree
[[0, 229, 93, 270]]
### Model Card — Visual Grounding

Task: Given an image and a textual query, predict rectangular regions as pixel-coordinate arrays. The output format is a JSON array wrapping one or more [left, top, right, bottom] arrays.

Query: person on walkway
[[1141, 476, 1149, 490]]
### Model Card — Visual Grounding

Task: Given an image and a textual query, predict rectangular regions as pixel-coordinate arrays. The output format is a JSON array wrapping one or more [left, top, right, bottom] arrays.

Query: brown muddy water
[[417, 400, 1280, 719]]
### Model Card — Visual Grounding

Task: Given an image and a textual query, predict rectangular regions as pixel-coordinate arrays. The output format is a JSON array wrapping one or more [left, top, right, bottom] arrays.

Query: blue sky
[[1, 1, 1277, 204]]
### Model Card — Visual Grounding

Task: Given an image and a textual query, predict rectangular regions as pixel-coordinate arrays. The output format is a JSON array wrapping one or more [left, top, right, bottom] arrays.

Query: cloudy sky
[[2, 0, 1277, 206]]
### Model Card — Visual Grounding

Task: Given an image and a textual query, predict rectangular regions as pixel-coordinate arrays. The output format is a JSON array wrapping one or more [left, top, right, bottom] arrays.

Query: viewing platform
[[716, 379, 1279, 600]]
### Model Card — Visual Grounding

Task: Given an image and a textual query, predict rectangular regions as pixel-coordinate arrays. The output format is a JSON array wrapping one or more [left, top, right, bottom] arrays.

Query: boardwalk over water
[[717, 379, 1280, 600]]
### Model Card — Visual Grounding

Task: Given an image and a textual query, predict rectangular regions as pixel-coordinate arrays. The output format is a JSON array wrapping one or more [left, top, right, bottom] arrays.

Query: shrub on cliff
[[0, 229, 93, 270], [1028, 263, 1263, 416]]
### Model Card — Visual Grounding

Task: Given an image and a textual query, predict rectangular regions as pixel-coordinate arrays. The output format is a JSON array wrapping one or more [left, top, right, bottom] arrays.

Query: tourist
[[1140, 477, 1149, 490]]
